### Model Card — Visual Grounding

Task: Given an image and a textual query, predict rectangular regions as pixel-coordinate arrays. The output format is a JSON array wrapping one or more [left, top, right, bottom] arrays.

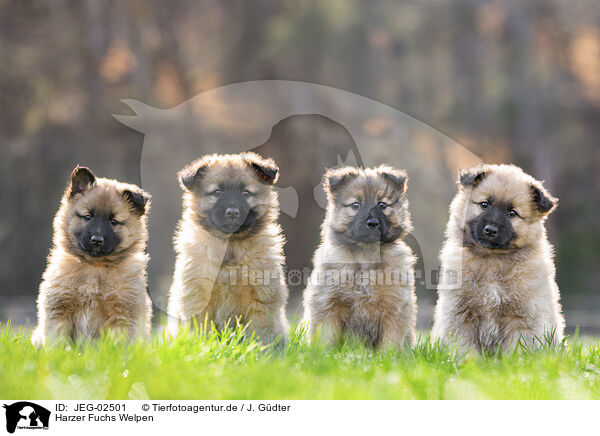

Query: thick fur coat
[[303, 165, 417, 348], [432, 164, 565, 352], [166, 153, 289, 343], [32, 166, 152, 345]]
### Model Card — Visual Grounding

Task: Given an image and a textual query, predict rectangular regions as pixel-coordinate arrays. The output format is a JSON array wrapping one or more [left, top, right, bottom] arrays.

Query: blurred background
[[0, 0, 598, 333]]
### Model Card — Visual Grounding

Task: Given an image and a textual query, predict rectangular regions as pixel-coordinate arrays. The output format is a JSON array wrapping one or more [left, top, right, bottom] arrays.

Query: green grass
[[1, 320, 600, 400]]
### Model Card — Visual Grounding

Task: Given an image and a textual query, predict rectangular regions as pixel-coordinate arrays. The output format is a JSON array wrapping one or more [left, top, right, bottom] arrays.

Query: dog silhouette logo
[[114, 80, 482, 312], [3, 402, 50, 433]]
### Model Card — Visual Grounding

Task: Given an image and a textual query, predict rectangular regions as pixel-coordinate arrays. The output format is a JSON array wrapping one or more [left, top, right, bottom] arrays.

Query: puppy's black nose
[[484, 224, 498, 238], [225, 208, 240, 219], [91, 235, 104, 247], [366, 218, 380, 228]]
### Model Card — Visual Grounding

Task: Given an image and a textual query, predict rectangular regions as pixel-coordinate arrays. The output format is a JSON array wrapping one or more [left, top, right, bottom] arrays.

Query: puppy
[[166, 153, 289, 344], [32, 166, 152, 345], [303, 166, 417, 348], [432, 164, 565, 353]]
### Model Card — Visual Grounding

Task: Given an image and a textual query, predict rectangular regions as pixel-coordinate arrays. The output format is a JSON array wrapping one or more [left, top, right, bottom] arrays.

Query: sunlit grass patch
[[0, 321, 598, 400]]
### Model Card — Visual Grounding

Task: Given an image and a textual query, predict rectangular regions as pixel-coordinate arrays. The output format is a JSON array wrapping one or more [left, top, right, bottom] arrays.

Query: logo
[[114, 80, 482, 308], [3, 402, 50, 434]]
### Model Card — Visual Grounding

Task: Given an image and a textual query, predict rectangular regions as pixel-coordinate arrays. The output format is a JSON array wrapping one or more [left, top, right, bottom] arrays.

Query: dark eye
[[509, 209, 518, 218], [110, 219, 119, 226], [211, 189, 222, 197], [480, 201, 489, 209], [242, 190, 251, 198], [83, 214, 92, 221], [350, 202, 360, 210], [378, 201, 388, 209]]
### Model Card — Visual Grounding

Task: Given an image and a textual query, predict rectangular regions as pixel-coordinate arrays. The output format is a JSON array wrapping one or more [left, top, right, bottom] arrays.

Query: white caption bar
[[0, 400, 595, 435]]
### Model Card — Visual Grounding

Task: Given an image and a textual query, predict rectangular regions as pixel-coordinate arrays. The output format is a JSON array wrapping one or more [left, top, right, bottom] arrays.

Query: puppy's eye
[[211, 189, 222, 197], [83, 214, 92, 221], [480, 201, 489, 209], [508, 209, 518, 218], [350, 202, 360, 210], [110, 219, 119, 226], [242, 190, 251, 198], [378, 201, 388, 209]]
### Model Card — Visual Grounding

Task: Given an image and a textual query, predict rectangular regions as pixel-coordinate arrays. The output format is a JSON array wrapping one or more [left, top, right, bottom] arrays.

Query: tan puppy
[[32, 166, 152, 345], [432, 164, 565, 353], [166, 153, 289, 344], [303, 166, 417, 348]]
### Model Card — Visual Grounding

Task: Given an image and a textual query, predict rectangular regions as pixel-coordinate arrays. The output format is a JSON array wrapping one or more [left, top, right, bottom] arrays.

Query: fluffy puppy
[[303, 165, 417, 348], [32, 166, 152, 345], [432, 164, 565, 353], [166, 153, 289, 344]]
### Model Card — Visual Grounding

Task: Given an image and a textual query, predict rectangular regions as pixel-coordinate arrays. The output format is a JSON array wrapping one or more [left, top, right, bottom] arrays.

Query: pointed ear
[[377, 166, 407, 195], [531, 184, 557, 215], [324, 166, 360, 195], [178, 162, 208, 190], [122, 188, 151, 216], [458, 166, 489, 188], [244, 153, 279, 185], [68, 165, 96, 199]]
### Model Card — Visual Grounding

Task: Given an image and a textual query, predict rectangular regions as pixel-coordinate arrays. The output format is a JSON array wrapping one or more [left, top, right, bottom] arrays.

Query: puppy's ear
[[458, 166, 489, 188], [531, 184, 557, 215], [122, 188, 151, 216], [178, 161, 208, 191], [68, 165, 96, 199], [244, 153, 279, 185], [324, 166, 360, 195], [377, 166, 408, 195]]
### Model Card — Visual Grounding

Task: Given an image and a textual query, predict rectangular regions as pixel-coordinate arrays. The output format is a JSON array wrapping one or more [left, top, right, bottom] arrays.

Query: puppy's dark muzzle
[[81, 234, 115, 257], [221, 207, 245, 230], [366, 218, 380, 228], [91, 235, 104, 247], [473, 223, 512, 249], [483, 224, 498, 238], [216, 207, 253, 234], [225, 207, 240, 220]]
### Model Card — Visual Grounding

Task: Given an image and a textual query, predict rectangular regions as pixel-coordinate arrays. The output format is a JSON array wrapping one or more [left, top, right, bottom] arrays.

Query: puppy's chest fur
[[327, 262, 403, 301], [316, 244, 414, 341], [46, 258, 142, 336], [455, 263, 534, 348], [209, 267, 259, 325], [202, 238, 283, 327], [336, 264, 403, 334]]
